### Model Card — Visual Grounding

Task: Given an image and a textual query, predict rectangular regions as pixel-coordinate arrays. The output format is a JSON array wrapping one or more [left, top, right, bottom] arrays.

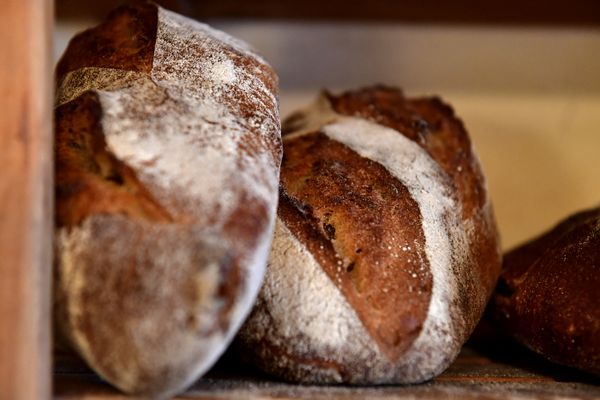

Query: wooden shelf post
[[0, 0, 53, 399]]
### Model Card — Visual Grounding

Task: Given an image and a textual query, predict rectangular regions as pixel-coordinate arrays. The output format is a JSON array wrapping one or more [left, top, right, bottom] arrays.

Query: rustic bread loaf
[[493, 207, 600, 376], [236, 87, 502, 384], [54, 3, 281, 397]]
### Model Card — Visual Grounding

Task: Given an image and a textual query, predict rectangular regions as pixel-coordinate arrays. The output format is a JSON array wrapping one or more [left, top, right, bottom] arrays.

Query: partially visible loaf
[[493, 207, 600, 376], [54, 3, 281, 397], [237, 87, 501, 384]]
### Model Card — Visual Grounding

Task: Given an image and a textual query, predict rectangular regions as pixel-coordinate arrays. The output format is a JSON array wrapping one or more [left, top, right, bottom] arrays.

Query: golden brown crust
[[278, 132, 431, 361], [493, 207, 600, 376]]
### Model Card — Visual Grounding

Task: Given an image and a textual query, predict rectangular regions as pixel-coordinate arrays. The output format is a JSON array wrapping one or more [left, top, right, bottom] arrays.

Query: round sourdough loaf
[[237, 87, 501, 384], [54, 3, 281, 397], [493, 207, 600, 376]]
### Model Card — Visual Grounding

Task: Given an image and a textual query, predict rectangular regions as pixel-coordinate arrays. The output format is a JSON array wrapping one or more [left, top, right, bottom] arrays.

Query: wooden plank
[[56, 0, 600, 26], [0, 0, 53, 399], [53, 344, 600, 399]]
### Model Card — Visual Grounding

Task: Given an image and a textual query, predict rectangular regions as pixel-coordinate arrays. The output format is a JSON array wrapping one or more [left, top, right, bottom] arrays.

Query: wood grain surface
[[0, 0, 53, 399], [54, 322, 600, 399]]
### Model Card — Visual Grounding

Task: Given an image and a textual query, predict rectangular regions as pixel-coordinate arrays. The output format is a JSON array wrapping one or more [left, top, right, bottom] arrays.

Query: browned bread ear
[[493, 207, 600, 376], [237, 86, 501, 384], [54, 4, 280, 397], [56, 3, 158, 76]]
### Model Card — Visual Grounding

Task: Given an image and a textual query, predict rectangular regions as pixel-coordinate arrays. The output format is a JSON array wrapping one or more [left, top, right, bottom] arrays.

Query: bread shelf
[[54, 331, 600, 399]]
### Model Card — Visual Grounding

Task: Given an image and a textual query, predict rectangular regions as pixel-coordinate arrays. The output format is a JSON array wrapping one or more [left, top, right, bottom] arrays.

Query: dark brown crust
[[278, 132, 432, 361], [56, 3, 158, 77], [325, 86, 501, 330], [55, 92, 173, 227], [325, 86, 486, 221], [493, 207, 600, 376]]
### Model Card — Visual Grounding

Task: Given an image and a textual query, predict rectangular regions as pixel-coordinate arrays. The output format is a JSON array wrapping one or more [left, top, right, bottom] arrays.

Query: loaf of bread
[[54, 3, 280, 397], [493, 207, 600, 376], [236, 87, 501, 384]]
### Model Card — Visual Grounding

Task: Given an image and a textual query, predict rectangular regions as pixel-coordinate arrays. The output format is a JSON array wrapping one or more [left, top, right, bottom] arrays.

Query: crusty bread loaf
[[237, 87, 501, 384], [54, 3, 281, 397], [493, 207, 600, 376]]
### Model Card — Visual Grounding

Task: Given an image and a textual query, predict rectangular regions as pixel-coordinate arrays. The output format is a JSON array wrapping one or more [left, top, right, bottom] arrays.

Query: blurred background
[[55, 0, 600, 249]]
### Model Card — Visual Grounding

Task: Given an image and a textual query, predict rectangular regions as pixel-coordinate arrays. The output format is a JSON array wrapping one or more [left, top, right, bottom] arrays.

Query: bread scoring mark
[[276, 132, 432, 362], [327, 87, 487, 221], [240, 218, 380, 380], [56, 69, 143, 107], [282, 93, 337, 136], [55, 92, 173, 227], [321, 116, 471, 380], [90, 6, 280, 229], [269, 219, 364, 349], [56, 6, 281, 231], [324, 87, 499, 333]]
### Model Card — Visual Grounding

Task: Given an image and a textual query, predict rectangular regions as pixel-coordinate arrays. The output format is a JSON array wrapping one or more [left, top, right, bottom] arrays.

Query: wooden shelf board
[[54, 334, 600, 400]]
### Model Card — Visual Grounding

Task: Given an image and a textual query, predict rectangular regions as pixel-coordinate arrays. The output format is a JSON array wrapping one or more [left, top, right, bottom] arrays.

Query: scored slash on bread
[[237, 87, 502, 384], [54, 3, 281, 397]]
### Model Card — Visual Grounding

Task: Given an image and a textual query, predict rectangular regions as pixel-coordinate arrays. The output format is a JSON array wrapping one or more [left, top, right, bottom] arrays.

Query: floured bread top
[[240, 87, 501, 383], [53, 4, 281, 396], [56, 5, 281, 231]]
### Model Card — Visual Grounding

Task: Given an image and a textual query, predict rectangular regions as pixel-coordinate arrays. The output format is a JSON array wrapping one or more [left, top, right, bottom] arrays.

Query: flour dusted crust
[[237, 87, 501, 383], [54, 4, 280, 397]]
